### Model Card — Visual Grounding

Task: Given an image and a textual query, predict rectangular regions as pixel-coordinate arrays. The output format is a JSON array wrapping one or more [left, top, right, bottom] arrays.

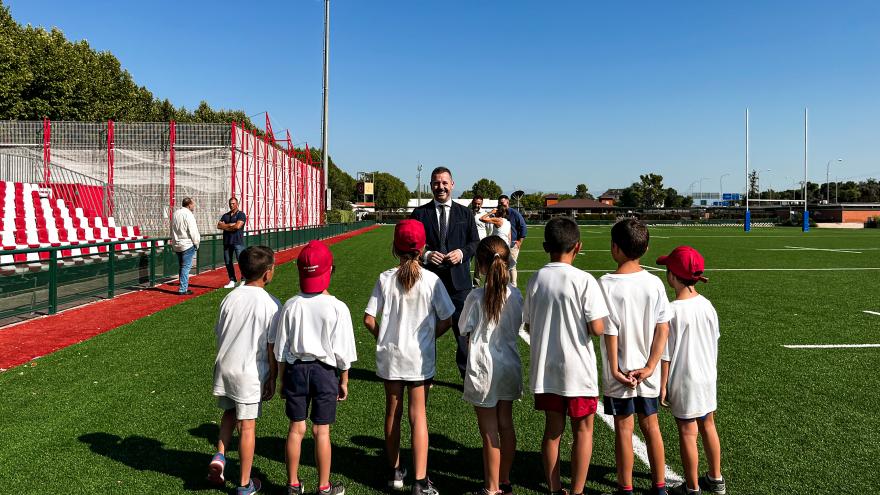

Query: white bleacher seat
[[1, 231, 13, 246], [107, 217, 116, 228]]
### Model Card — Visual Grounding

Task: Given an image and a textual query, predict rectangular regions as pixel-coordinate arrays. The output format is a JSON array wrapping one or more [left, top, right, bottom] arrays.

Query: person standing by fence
[[218, 197, 247, 288], [171, 197, 200, 296]]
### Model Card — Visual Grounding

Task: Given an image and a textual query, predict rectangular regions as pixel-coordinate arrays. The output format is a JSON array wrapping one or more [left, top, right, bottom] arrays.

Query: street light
[[699, 177, 710, 206], [719, 173, 731, 206], [826, 158, 843, 203]]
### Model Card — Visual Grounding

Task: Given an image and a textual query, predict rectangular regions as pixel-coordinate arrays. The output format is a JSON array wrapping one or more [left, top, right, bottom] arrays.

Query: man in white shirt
[[170, 197, 200, 295]]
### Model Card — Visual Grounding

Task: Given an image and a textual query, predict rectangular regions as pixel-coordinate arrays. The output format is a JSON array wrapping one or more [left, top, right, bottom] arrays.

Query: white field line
[[518, 267, 880, 274], [639, 264, 664, 272], [519, 249, 608, 253], [517, 330, 684, 484], [705, 267, 880, 272], [784, 246, 863, 254], [756, 248, 862, 253], [783, 344, 880, 349], [864, 311, 880, 316]]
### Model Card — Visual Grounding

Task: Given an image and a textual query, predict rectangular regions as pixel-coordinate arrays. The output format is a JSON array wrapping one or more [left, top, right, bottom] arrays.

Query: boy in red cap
[[272, 240, 357, 495], [364, 220, 455, 495], [657, 246, 726, 495]]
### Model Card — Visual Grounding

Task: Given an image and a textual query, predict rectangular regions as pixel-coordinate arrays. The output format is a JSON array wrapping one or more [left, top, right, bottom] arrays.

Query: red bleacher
[[1, 180, 152, 274]]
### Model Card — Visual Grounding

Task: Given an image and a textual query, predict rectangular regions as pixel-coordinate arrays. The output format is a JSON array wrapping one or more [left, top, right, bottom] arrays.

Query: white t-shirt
[[474, 212, 489, 240], [213, 286, 281, 403], [492, 218, 512, 247], [365, 267, 456, 381], [523, 262, 610, 397], [272, 293, 358, 371], [662, 295, 720, 419], [459, 285, 524, 407], [599, 270, 672, 399]]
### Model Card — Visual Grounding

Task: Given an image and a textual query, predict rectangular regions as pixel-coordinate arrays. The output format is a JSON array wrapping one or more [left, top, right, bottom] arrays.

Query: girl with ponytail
[[364, 220, 455, 495], [458, 236, 524, 495]]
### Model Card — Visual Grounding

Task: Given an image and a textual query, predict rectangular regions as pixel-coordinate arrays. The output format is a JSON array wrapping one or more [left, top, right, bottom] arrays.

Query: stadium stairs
[[1, 180, 153, 275]]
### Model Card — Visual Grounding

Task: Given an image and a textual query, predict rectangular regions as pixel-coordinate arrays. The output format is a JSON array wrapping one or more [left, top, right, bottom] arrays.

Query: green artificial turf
[[1, 225, 879, 493]]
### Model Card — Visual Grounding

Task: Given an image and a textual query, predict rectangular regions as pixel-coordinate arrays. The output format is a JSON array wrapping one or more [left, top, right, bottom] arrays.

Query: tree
[[374, 172, 410, 210], [663, 187, 689, 208], [574, 184, 592, 199], [634, 174, 666, 208], [466, 178, 503, 200], [748, 170, 759, 197], [619, 186, 641, 207], [520, 192, 547, 210], [0, 4, 255, 126]]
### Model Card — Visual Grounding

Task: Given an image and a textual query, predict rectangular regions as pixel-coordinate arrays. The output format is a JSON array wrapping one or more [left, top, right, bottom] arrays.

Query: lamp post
[[699, 177, 710, 206], [719, 173, 730, 206], [826, 158, 842, 203]]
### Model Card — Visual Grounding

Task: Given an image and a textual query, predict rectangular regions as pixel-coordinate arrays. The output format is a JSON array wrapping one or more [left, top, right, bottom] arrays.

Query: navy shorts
[[603, 396, 660, 417], [282, 360, 339, 425]]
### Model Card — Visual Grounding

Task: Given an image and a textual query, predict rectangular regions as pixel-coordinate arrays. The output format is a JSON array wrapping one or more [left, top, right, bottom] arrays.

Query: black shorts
[[603, 396, 660, 417], [283, 360, 339, 425]]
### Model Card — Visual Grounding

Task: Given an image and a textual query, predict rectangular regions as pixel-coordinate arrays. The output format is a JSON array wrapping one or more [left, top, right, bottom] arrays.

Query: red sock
[[655, 482, 666, 488], [289, 483, 301, 487], [622, 486, 633, 492], [319, 484, 331, 492]]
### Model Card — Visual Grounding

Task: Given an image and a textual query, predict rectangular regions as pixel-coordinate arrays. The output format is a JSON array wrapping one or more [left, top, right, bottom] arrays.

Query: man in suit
[[410, 166, 480, 378]]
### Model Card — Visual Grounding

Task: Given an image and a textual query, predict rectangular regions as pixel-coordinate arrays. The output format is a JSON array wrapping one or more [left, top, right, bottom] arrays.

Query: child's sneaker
[[412, 478, 439, 495], [207, 452, 225, 485], [388, 466, 408, 491], [669, 483, 700, 495], [317, 481, 345, 495], [698, 474, 725, 495], [499, 482, 513, 495], [288, 484, 304, 495], [549, 490, 568, 495], [237, 478, 262, 495], [600, 490, 632, 495]]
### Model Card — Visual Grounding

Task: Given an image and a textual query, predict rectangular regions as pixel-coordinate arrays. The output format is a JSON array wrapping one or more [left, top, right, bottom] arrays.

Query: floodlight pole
[[417, 163, 423, 205], [321, 0, 330, 214], [825, 158, 842, 203]]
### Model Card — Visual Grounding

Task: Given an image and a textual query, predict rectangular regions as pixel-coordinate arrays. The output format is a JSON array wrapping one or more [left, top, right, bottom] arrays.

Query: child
[[459, 236, 523, 495], [523, 216, 608, 495], [364, 220, 455, 495], [209, 245, 280, 495], [598, 219, 671, 495], [273, 240, 357, 495], [657, 246, 726, 495]]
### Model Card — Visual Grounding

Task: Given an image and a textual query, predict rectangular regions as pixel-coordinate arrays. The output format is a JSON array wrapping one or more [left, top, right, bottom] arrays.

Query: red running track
[[0, 225, 379, 371]]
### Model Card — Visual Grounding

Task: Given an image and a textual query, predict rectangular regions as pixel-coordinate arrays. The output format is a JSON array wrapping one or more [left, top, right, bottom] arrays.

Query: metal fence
[[0, 119, 325, 237], [0, 221, 373, 321]]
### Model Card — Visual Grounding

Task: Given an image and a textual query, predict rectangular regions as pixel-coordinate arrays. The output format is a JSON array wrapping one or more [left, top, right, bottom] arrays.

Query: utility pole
[[321, 0, 330, 214]]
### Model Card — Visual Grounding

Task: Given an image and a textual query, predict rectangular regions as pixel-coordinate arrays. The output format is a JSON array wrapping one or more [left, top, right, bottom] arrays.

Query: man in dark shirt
[[217, 197, 247, 288], [498, 194, 527, 287]]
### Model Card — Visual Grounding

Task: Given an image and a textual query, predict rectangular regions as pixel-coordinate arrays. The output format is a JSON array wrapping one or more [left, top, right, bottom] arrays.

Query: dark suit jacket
[[410, 200, 480, 293]]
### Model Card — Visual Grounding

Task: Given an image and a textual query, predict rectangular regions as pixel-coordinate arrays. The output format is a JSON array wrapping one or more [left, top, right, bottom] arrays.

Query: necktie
[[438, 204, 448, 252]]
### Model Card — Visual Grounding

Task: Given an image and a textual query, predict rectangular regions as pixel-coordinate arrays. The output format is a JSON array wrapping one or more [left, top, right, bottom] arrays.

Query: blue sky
[[7, 0, 880, 197]]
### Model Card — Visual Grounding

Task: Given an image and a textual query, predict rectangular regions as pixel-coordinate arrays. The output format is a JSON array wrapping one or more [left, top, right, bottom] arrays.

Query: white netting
[[0, 120, 324, 237]]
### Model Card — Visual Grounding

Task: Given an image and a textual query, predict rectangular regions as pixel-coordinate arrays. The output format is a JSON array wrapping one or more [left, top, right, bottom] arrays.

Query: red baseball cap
[[394, 219, 426, 254], [656, 245, 709, 283], [297, 240, 333, 293]]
